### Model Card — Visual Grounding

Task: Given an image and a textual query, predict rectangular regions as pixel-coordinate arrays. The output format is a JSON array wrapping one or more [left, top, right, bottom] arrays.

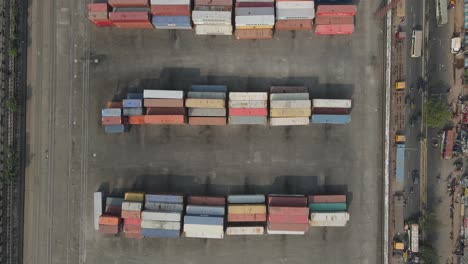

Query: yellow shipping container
[[395, 81, 406, 90], [270, 108, 311, 117], [394, 242, 404, 250], [236, 25, 274, 29], [395, 135, 406, 143], [124, 192, 145, 202], [228, 204, 266, 214], [185, 99, 225, 109]]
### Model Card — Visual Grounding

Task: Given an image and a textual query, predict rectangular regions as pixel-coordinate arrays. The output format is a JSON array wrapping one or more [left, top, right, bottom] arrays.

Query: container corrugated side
[[187, 92, 226, 99], [195, 0, 232, 6], [270, 100, 311, 108], [99, 224, 119, 234], [275, 19, 313, 30], [227, 213, 266, 222], [235, 15, 275, 26], [227, 194, 265, 204], [268, 195, 307, 206], [268, 222, 309, 231], [189, 108, 226, 117], [144, 98, 184, 107], [192, 11, 232, 25], [141, 211, 182, 221], [226, 226, 264, 235], [276, 1, 314, 9], [94, 192, 103, 230], [185, 99, 226, 108], [145, 194, 184, 203], [309, 220, 348, 227], [99, 215, 120, 225], [191, 85, 227, 92], [310, 212, 350, 222], [229, 92, 268, 100], [195, 25, 233, 35], [141, 220, 181, 230], [143, 90, 184, 99], [228, 100, 267, 108], [184, 230, 224, 239], [109, 0, 149, 7], [141, 228, 181, 238], [315, 15, 354, 25], [123, 108, 143, 116], [122, 201, 143, 211], [268, 206, 309, 215], [315, 24, 354, 35], [189, 117, 227, 125], [104, 124, 126, 133], [312, 107, 350, 115], [229, 108, 268, 116], [229, 116, 267, 125], [308, 202, 347, 212], [316, 4, 357, 16], [270, 93, 309, 100], [310, 114, 351, 124], [235, 29, 273, 39], [184, 215, 224, 225], [276, 8, 315, 19], [268, 214, 309, 224], [183, 224, 224, 233], [186, 205, 226, 216], [145, 202, 184, 212], [124, 192, 145, 202]]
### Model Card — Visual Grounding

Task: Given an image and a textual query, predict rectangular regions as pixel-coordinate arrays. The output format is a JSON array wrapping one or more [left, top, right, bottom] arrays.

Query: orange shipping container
[[316, 5, 357, 16], [189, 117, 226, 126], [268, 214, 309, 224], [121, 210, 141, 219], [227, 213, 267, 222], [128, 115, 145, 125], [113, 22, 154, 29], [144, 99, 184, 107], [235, 29, 273, 40], [315, 16, 354, 25], [315, 24, 354, 35], [308, 195, 347, 203], [99, 215, 121, 225], [151, 5, 191, 16], [275, 19, 313, 31], [144, 115, 186, 124]]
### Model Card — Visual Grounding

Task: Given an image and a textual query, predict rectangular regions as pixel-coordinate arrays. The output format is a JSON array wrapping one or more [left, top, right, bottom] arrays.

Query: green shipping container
[[309, 203, 347, 212]]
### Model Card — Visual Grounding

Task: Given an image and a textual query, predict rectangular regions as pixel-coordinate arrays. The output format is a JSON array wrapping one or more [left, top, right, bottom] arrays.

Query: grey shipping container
[[184, 215, 224, 225], [186, 205, 226, 216], [106, 197, 124, 206], [229, 116, 267, 125], [227, 194, 265, 204], [187, 92, 226, 99], [145, 194, 184, 203], [189, 108, 226, 117], [270, 93, 309, 100], [141, 228, 180, 238], [104, 125, 126, 133], [123, 108, 144, 116], [145, 202, 184, 212], [191, 85, 227, 92]]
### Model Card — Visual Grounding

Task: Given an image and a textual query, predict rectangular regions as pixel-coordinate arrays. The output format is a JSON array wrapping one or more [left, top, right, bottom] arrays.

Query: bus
[[411, 30, 423, 58]]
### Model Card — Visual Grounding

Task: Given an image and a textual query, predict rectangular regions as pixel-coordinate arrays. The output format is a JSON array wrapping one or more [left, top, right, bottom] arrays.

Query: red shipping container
[[109, 12, 150, 22], [89, 12, 109, 20], [106, 101, 123, 108], [125, 218, 142, 225], [315, 16, 354, 25], [188, 196, 226, 206], [268, 206, 309, 215], [268, 196, 307, 207], [227, 213, 267, 222], [102, 116, 122, 125], [128, 115, 145, 125], [312, 107, 350, 115], [92, 20, 114, 27], [151, 5, 191, 16], [146, 107, 186, 115], [229, 108, 268, 116], [99, 224, 119, 234], [268, 214, 309, 224], [270, 86, 308, 93], [144, 99, 184, 107], [195, 0, 232, 6], [121, 210, 141, 219], [124, 232, 144, 238], [99, 215, 121, 225], [308, 195, 347, 203], [275, 19, 313, 31], [109, 0, 149, 7], [88, 3, 109, 12], [235, 29, 273, 40], [268, 222, 309, 232], [315, 24, 354, 35], [316, 5, 357, 16], [124, 224, 141, 233], [464, 218, 468, 228], [188, 117, 226, 126], [144, 115, 186, 124], [105, 205, 122, 215], [235, 2, 274, 7]]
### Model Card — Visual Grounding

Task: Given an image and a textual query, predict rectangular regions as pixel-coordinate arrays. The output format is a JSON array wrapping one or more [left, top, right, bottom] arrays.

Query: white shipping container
[[309, 220, 348, 227], [229, 100, 267, 108], [94, 192, 103, 231], [266, 229, 305, 235], [184, 230, 225, 239], [151, 0, 190, 5], [143, 90, 184, 99], [183, 224, 224, 233], [226, 226, 264, 235], [312, 99, 352, 109], [310, 212, 350, 222], [270, 93, 309, 100], [121, 201, 142, 211], [235, 15, 275, 26], [141, 220, 181, 230], [195, 25, 233, 35], [192, 11, 232, 25], [276, 8, 315, 19], [270, 117, 309, 126], [229, 92, 268, 101], [270, 100, 311, 109], [276, 1, 314, 9], [141, 211, 182, 221]]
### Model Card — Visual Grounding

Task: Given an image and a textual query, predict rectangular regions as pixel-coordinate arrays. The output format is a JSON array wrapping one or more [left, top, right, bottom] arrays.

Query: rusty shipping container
[[268, 195, 307, 207], [275, 19, 313, 31], [144, 115, 186, 124], [308, 195, 347, 203], [268, 206, 309, 215], [268, 214, 309, 224], [235, 29, 273, 39], [315, 16, 354, 25], [146, 107, 186, 115], [188, 196, 226, 206], [315, 5, 357, 16], [123, 224, 141, 233], [227, 213, 267, 222], [109, 0, 149, 7], [99, 215, 121, 226], [315, 24, 354, 35], [267, 222, 309, 232], [144, 98, 184, 107], [188, 117, 227, 125], [151, 5, 191, 16]]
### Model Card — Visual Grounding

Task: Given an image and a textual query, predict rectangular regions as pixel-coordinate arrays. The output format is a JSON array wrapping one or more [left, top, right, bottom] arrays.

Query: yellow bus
[[411, 30, 422, 58]]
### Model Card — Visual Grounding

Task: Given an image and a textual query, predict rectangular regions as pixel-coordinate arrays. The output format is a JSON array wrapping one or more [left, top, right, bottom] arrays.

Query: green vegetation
[[6, 97, 16, 112], [1, 146, 17, 183], [421, 243, 438, 264], [424, 99, 451, 128]]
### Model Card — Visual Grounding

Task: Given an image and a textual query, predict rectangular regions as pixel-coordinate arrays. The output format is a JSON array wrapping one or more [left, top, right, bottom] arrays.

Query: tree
[[6, 97, 16, 112], [421, 243, 438, 264], [424, 99, 451, 128], [1, 146, 17, 183]]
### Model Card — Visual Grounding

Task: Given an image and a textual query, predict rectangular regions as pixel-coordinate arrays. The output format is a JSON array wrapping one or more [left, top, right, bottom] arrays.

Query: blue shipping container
[[311, 114, 351, 124], [227, 194, 265, 204], [123, 108, 143, 116], [127, 93, 144, 99], [184, 215, 224, 225], [122, 99, 142, 108], [191, 85, 227, 93], [396, 144, 405, 183], [101, 108, 122, 117], [154, 25, 192, 30], [141, 228, 180, 238], [186, 205, 225, 216], [145, 194, 184, 204], [104, 125, 126, 134], [145, 202, 184, 212], [152, 16, 191, 27]]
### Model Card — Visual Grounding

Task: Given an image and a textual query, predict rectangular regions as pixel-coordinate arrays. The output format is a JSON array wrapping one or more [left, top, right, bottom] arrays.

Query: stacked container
[[88, 3, 113, 27], [269, 86, 311, 126], [310, 99, 351, 124], [226, 195, 266, 235], [267, 195, 309, 234], [94, 192, 103, 231], [143, 89, 186, 125], [234, 0, 275, 40], [192, 0, 233, 35], [308, 195, 349, 227], [141, 194, 184, 238], [151, 0, 192, 29], [108, 0, 153, 29], [186, 85, 227, 125], [315, 5, 356, 35], [123, 93, 144, 118], [121, 192, 144, 238], [228, 92, 268, 125], [275, 0, 314, 31], [101, 106, 127, 134], [105, 196, 124, 216], [100, 196, 124, 234], [183, 196, 226, 239]]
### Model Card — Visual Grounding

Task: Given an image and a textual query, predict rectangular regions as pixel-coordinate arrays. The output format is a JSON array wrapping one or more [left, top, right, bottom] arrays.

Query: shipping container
[[228, 100, 267, 108], [188, 196, 226, 206], [99, 224, 119, 234], [99, 215, 120, 226], [227, 194, 265, 204], [267, 222, 309, 231], [270, 108, 311, 117], [236, 2, 274, 7], [185, 99, 225, 108], [123, 224, 141, 233], [229, 92, 268, 101], [151, 5, 191, 16], [125, 218, 142, 225], [228, 204, 266, 214], [274, 19, 313, 30], [141, 211, 182, 221], [195, 0, 232, 6], [308, 195, 346, 203], [127, 93, 144, 99], [312, 99, 352, 108], [122, 99, 142, 108], [141, 228, 181, 238], [268, 206, 309, 215], [89, 12, 109, 20], [183, 224, 224, 232], [309, 220, 348, 227], [226, 226, 264, 235], [102, 108, 122, 117], [276, 8, 315, 19], [312, 107, 350, 115], [109, 12, 150, 22], [229, 108, 268, 116], [102, 116, 122, 125], [268, 214, 309, 224], [191, 85, 227, 92], [227, 213, 267, 222], [310, 212, 350, 222], [266, 228, 305, 235], [187, 92, 226, 99], [107, 197, 124, 206], [128, 115, 145, 125], [114, 6, 151, 11], [276, 1, 314, 9], [109, 0, 149, 7], [143, 90, 184, 99], [192, 10, 232, 25], [122, 201, 143, 211], [270, 93, 309, 100], [144, 98, 184, 107], [105, 205, 122, 215], [124, 192, 145, 202], [141, 220, 181, 230], [91, 20, 114, 27], [151, 0, 191, 5], [88, 3, 109, 12], [195, 25, 233, 35], [145, 194, 184, 203], [229, 116, 267, 125], [315, 24, 354, 35], [316, 5, 357, 16], [184, 230, 224, 239], [94, 192, 103, 230], [270, 117, 309, 126], [144, 115, 186, 124], [268, 195, 307, 207], [104, 124, 127, 134], [184, 215, 224, 225], [270, 86, 307, 93], [145, 202, 184, 212], [235, 10, 275, 26], [186, 205, 226, 216], [270, 100, 311, 108], [236, 25, 274, 29], [146, 107, 186, 115], [310, 114, 351, 124], [112, 22, 155, 29], [189, 108, 226, 117], [189, 117, 227, 125], [315, 15, 354, 25], [309, 202, 347, 212], [152, 16, 192, 29], [237, 0, 274, 2], [123, 108, 143, 116]]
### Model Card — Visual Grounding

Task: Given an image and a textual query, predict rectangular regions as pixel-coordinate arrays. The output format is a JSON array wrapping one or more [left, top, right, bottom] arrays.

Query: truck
[[436, 0, 448, 25]]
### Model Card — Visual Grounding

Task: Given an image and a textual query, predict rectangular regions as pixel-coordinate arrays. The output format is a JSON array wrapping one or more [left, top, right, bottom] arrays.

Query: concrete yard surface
[[25, 0, 385, 263]]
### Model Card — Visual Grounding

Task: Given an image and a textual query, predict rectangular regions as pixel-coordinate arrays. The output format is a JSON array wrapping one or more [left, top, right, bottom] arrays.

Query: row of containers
[[87, 0, 357, 36], [95, 192, 350, 237], [100, 85, 352, 133]]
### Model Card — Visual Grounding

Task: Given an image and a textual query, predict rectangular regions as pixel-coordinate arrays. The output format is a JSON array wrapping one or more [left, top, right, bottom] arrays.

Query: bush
[[424, 99, 451, 128], [6, 97, 16, 112]]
